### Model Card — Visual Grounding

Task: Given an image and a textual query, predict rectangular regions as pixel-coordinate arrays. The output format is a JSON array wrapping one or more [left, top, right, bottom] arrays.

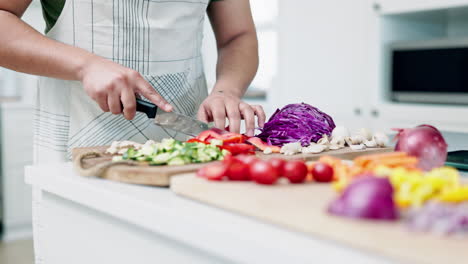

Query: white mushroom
[[143, 140, 156, 147], [345, 135, 364, 146], [106, 140, 143, 155], [332, 126, 350, 139], [350, 144, 366, 150], [117, 148, 129, 155], [317, 134, 330, 145], [364, 139, 378, 148], [358, 128, 373, 141], [329, 144, 343, 150], [373, 132, 389, 147], [330, 137, 346, 148], [302, 144, 327, 154], [280, 142, 302, 156], [263, 147, 273, 155]]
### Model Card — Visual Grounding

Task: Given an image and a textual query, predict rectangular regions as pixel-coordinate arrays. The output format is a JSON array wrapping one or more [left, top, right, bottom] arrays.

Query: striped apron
[[33, 0, 209, 163]]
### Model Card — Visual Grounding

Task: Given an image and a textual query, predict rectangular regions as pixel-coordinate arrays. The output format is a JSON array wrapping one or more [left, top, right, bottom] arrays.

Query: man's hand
[[197, 90, 266, 137], [202, 0, 261, 136], [79, 57, 173, 120]]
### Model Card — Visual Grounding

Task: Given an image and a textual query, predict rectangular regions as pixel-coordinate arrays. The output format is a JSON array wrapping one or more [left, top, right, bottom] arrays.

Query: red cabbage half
[[257, 103, 335, 147]]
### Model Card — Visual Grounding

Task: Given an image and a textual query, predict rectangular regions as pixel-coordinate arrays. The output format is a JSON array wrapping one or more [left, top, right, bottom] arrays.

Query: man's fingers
[[96, 94, 110, 112], [252, 105, 266, 128], [211, 101, 226, 129], [121, 89, 136, 120], [240, 103, 255, 137], [108, 91, 122, 114], [197, 105, 210, 123], [135, 77, 173, 112], [226, 101, 241, 134]]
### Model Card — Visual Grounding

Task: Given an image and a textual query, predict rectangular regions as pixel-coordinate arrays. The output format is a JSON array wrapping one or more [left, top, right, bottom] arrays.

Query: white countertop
[[24, 131, 467, 263], [25, 163, 391, 264]]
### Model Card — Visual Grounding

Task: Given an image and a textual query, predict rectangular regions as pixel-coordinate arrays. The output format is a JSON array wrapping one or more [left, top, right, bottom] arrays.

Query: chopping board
[[72, 146, 211, 187], [72, 146, 391, 187], [171, 175, 468, 264]]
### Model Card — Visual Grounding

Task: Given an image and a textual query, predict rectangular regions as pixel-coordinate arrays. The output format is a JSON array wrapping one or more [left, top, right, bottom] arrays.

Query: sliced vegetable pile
[[407, 202, 468, 236], [113, 138, 229, 166], [322, 150, 468, 237], [275, 126, 389, 155], [194, 122, 468, 237], [191, 127, 280, 154]]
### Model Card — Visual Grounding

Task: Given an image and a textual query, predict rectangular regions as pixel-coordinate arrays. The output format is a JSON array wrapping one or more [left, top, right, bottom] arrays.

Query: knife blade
[[135, 99, 209, 137]]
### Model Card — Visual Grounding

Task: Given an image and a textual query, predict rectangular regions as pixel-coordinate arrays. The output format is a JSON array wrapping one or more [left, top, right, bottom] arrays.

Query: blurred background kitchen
[[1, 0, 468, 263]]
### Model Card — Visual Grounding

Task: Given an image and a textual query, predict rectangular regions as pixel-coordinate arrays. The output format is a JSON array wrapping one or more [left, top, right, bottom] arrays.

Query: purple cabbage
[[257, 103, 335, 147]]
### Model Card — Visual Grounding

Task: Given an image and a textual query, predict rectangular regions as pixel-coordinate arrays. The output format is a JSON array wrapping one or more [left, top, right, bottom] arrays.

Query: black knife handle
[[136, 98, 157, 119]]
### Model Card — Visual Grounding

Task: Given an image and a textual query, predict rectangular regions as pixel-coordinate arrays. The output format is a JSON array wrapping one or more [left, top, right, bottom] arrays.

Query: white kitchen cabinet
[[275, 0, 371, 131], [1, 102, 34, 241], [276, 1, 468, 133], [368, 1, 468, 132]]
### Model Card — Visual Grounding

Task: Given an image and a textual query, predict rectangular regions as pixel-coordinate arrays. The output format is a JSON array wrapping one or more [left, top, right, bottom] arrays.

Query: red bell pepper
[[220, 143, 255, 156], [247, 137, 281, 153]]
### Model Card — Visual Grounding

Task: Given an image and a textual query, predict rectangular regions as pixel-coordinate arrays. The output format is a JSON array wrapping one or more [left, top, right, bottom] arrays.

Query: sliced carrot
[[366, 156, 418, 169], [354, 152, 408, 166]]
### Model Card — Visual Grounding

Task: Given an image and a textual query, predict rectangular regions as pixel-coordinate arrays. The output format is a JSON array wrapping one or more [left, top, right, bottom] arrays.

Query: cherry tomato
[[268, 158, 286, 176], [311, 162, 334, 182], [249, 160, 278, 185], [236, 154, 258, 165], [197, 162, 227, 181], [283, 160, 308, 183], [226, 159, 250, 181], [222, 154, 235, 165]]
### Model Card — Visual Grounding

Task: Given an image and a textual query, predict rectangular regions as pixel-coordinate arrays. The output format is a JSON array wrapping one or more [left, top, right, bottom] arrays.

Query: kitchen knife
[[135, 99, 209, 137]]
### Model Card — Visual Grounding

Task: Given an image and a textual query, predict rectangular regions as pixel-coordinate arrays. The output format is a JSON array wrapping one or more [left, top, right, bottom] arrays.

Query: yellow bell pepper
[[437, 187, 468, 203]]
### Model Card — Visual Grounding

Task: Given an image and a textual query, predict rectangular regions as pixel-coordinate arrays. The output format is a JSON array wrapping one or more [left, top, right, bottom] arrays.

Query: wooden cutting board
[[72, 146, 391, 187], [171, 175, 468, 264], [72, 146, 211, 187]]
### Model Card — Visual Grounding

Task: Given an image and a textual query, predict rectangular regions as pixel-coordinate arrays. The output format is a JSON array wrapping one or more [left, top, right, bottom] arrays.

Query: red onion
[[328, 176, 399, 221], [394, 124, 447, 171]]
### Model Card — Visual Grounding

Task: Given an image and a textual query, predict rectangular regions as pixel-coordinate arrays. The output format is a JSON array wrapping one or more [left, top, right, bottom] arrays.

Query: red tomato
[[249, 160, 278, 185], [236, 154, 258, 165], [268, 158, 286, 176], [311, 162, 334, 182], [283, 160, 308, 184], [197, 163, 227, 181], [222, 154, 235, 165], [226, 159, 250, 181], [220, 143, 256, 156]]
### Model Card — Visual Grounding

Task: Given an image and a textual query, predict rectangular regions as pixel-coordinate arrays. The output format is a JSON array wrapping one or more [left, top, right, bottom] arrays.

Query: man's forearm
[[212, 31, 259, 98], [0, 9, 97, 81]]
